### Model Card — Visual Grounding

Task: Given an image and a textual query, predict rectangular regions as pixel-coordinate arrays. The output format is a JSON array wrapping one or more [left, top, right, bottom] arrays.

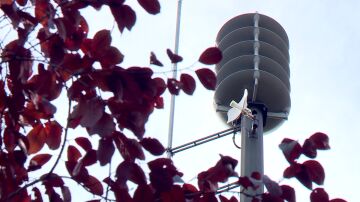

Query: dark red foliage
[[330, 199, 347, 202], [28, 154, 52, 172], [238, 176, 254, 189], [219, 195, 238, 202], [280, 185, 296, 202], [134, 184, 155, 202], [69, 97, 105, 129], [140, 137, 165, 155], [86, 112, 116, 138], [198, 155, 238, 192], [251, 171, 262, 180], [113, 131, 145, 161], [27, 124, 47, 154], [150, 51, 164, 66], [309, 132, 330, 150], [97, 137, 115, 166], [279, 138, 302, 163], [263, 175, 282, 197], [167, 78, 182, 95], [75, 137, 92, 152], [44, 121, 63, 150], [310, 188, 329, 202], [180, 73, 196, 95], [81, 149, 97, 167], [303, 160, 325, 185], [83, 175, 104, 196], [116, 160, 147, 186], [195, 68, 217, 90], [148, 158, 183, 192], [35, 0, 55, 27], [110, 4, 136, 33], [159, 185, 186, 202], [167, 49, 183, 63], [199, 47, 223, 65], [26, 64, 63, 101], [302, 138, 317, 158], [138, 0, 161, 14]]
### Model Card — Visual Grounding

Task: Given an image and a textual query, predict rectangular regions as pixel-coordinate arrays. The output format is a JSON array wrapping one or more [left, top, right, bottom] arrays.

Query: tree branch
[[48, 91, 72, 175]]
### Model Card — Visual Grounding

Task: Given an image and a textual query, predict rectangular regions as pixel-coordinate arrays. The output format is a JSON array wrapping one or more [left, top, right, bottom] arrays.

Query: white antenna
[[167, 0, 183, 158]]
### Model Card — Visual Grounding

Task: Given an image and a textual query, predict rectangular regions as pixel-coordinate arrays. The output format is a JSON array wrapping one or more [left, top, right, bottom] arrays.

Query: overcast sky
[[49, 0, 360, 201]]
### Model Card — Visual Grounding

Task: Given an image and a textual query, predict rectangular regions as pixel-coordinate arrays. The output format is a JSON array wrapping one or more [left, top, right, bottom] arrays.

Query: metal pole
[[167, 0, 183, 158], [240, 107, 264, 202]]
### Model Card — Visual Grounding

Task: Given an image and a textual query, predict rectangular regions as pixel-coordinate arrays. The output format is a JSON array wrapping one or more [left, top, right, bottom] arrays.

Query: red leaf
[[160, 185, 185, 202], [92, 29, 111, 54], [310, 188, 329, 202], [116, 160, 147, 185], [32, 187, 43, 202], [219, 195, 238, 202], [83, 175, 104, 196], [97, 138, 115, 166], [86, 112, 115, 138], [148, 158, 182, 192], [309, 132, 330, 150], [166, 49, 183, 63], [261, 193, 283, 202], [295, 165, 313, 190], [44, 120, 63, 150], [99, 46, 124, 68], [27, 124, 47, 154], [61, 186, 71, 202], [42, 173, 64, 187], [81, 149, 97, 166], [167, 78, 182, 95], [238, 176, 254, 189], [251, 171, 262, 180], [134, 184, 155, 202], [280, 185, 295, 202], [303, 160, 325, 185], [195, 68, 216, 90], [302, 138, 317, 158], [28, 153, 52, 171], [113, 132, 145, 161], [35, 0, 55, 27], [140, 137, 165, 156], [75, 137, 92, 151], [283, 163, 301, 178], [137, 0, 160, 14], [127, 138, 145, 160], [180, 74, 196, 95], [111, 4, 136, 33], [154, 77, 167, 96], [330, 199, 347, 202], [150, 52, 163, 67], [279, 138, 302, 163], [70, 98, 105, 128], [263, 175, 282, 197], [182, 183, 198, 193], [199, 47, 222, 65], [154, 96, 164, 109], [67, 145, 82, 162]]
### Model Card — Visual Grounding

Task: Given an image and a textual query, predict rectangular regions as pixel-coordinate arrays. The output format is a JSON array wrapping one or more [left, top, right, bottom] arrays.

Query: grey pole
[[240, 107, 264, 201], [167, 0, 183, 158]]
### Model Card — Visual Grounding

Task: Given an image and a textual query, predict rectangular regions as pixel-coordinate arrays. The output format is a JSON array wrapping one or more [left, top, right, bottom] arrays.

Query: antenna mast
[[167, 0, 183, 158]]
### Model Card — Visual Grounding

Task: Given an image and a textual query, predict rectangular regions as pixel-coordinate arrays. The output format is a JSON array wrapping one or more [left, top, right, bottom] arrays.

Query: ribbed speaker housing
[[214, 13, 291, 133]]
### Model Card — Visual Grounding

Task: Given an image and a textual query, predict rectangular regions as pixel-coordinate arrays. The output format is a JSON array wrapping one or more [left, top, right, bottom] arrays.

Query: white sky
[[6, 0, 358, 201]]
